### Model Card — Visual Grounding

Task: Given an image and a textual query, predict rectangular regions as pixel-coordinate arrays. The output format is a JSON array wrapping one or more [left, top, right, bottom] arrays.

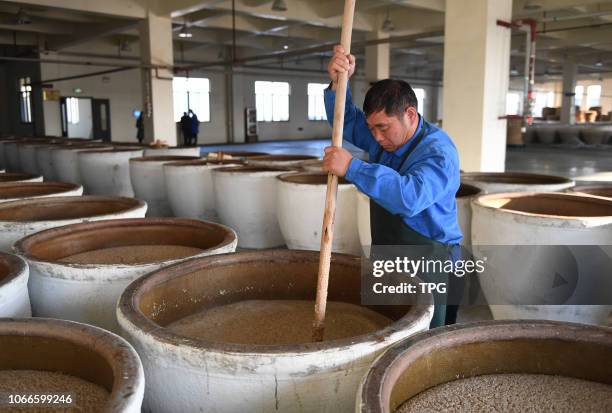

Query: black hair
[[363, 79, 418, 118]]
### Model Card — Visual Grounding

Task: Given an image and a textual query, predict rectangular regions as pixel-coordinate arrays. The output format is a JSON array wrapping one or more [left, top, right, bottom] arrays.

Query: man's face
[[366, 107, 418, 152]]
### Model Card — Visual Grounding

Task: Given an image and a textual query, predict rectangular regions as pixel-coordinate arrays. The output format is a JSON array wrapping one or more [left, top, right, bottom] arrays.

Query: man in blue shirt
[[322, 45, 462, 327]]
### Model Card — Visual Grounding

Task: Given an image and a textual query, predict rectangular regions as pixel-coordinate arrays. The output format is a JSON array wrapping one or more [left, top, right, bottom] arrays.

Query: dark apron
[[369, 119, 455, 328]]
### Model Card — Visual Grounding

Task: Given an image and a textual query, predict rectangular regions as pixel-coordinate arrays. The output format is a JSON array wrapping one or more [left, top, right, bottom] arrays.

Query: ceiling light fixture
[[178, 23, 193, 38], [119, 39, 131, 52], [15, 8, 32, 25], [272, 0, 288, 12], [382, 8, 395, 32], [523, 1, 543, 10], [283, 44, 289, 50], [595, 59, 603, 67]]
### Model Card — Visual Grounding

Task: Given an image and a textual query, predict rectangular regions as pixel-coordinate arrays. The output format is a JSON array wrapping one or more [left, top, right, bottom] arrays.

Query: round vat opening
[[477, 193, 612, 217], [360, 321, 612, 413], [573, 186, 612, 199], [17, 218, 236, 265], [0, 197, 144, 221], [0, 253, 25, 286], [462, 172, 572, 185], [250, 154, 318, 161], [121, 251, 430, 349], [0, 319, 143, 412], [0, 182, 79, 199], [165, 159, 242, 168], [456, 183, 481, 198], [0, 173, 38, 182], [216, 166, 288, 174], [278, 172, 350, 185], [130, 156, 200, 162]]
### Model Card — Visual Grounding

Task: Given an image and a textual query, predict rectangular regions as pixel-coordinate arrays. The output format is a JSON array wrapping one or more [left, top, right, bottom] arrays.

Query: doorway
[[92, 99, 111, 142], [60, 97, 111, 141]]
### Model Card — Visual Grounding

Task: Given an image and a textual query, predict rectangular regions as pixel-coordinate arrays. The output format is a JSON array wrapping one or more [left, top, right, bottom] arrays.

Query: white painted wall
[[41, 52, 142, 143], [231, 71, 333, 142], [37, 41, 447, 145]]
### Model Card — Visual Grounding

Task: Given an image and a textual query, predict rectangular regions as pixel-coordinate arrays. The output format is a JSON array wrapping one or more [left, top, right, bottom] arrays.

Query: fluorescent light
[[523, 1, 542, 10], [382, 8, 394, 32], [382, 17, 394, 32], [178, 24, 192, 38]]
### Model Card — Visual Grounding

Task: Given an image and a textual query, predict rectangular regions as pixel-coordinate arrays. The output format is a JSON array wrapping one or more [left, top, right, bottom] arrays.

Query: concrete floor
[[201, 139, 365, 160], [506, 144, 612, 181], [201, 139, 612, 181]]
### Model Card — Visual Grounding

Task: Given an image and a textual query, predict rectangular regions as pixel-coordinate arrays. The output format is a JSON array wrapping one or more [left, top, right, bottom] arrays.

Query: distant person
[[189, 109, 199, 146], [180, 112, 192, 146], [136, 112, 144, 144]]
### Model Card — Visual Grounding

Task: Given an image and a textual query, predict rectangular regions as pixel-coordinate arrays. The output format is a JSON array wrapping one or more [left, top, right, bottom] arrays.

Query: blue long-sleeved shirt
[[324, 85, 462, 245]]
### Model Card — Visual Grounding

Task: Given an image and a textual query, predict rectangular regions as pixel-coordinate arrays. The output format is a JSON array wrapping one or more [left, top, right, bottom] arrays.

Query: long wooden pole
[[312, 0, 356, 342]]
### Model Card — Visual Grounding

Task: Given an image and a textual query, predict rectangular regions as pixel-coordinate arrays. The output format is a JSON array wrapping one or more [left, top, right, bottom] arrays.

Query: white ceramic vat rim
[[13, 218, 238, 276], [117, 250, 434, 358], [0, 317, 144, 412], [277, 171, 354, 187], [0, 196, 147, 225], [0, 251, 27, 289], [472, 191, 612, 228]]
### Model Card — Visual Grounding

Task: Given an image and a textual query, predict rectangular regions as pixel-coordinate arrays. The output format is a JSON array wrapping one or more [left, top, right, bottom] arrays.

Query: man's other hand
[[322, 146, 352, 177], [327, 45, 355, 91]]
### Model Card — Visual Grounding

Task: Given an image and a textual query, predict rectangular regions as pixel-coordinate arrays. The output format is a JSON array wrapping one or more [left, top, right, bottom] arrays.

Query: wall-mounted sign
[[43, 89, 60, 101]]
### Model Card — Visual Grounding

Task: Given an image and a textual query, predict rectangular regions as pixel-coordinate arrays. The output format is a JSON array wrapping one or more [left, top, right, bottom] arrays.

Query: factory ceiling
[[1, 0, 612, 80]]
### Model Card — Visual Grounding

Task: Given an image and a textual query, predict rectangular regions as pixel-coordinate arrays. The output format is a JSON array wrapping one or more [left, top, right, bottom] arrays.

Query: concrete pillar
[[364, 31, 390, 85], [561, 58, 577, 124], [139, 11, 176, 145], [442, 0, 512, 172]]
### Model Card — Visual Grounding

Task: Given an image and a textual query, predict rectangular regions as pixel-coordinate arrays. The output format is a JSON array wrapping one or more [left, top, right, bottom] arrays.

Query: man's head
[[363, 79, 420, 152]]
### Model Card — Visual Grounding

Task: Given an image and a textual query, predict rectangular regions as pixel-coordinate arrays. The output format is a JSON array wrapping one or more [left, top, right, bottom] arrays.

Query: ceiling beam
[[513, 0, 612, 17], [388, 0, 445, 13], [0, 12, 73, 34], [157, 0, 229, 18], [46, 19, 140, 50], [7, 0, 147, 19], [167, 0, 376, 32]]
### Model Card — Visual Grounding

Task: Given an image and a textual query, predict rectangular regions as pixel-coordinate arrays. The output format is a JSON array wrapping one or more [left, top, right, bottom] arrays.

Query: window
[[66, 97, 79, 124], [307, 83, 328, 121], [574, 85, 584, 108], [255, 81, 290, 122], [533, 91, 555, 118], [586, 85, 602, 108], [19, 77, 32, 124], [413, 88, 426, 118], [506, 92, 521, 115], [172, 77, 211, 123]]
